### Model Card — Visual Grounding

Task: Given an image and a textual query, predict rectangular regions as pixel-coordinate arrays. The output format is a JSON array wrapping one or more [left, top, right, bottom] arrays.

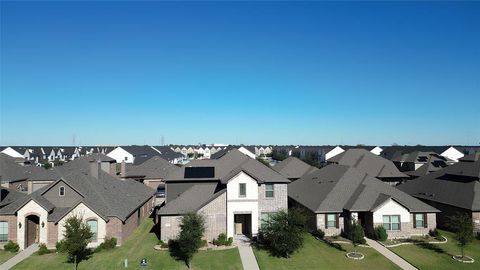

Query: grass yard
[[253, 234, 401, 270], [389, 229, 480, 270], [0, 250, 17, 264], [12, 218, 242, 270]]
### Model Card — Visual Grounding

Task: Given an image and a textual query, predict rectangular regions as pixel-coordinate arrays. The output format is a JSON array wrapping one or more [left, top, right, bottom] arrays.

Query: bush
[[95, 237, 117, 252], [429, 228, 441, 238], [158, 240, 169, 248], [37, 243, 50, 255], [56, 240, 66, 253], [476, 232, 480, 240], [213, 233, 232, 246], [312, 229, 325, 239], [374, 226, 388, 241], [3, 241, 19, 252], [201, 239, 208, 247]]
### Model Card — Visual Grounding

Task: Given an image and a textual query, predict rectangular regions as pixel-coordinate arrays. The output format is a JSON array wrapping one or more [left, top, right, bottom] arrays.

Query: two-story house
[[158, 149, 290, 242]]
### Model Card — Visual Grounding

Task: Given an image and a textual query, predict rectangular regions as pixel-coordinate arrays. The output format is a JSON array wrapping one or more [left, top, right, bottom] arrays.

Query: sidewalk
[[235, 236, 260, 270], [365, 238, 417, 270], [0, 244, 38, 270]]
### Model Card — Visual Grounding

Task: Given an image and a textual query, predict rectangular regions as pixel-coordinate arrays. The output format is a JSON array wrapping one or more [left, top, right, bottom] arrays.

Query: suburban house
[[0, 155, 154, 250], [391, 151, 452, 179], [398, 156, 480, 233], [151, 146, 184, 164], [107, 146, 161, 164], [328, 149, 408, 185], [0, 147, 25, 161], [158, 149, 290, 242], [288, 164, 439, 239], [272, 156, 319, 181], [382, 146, 466, 163]]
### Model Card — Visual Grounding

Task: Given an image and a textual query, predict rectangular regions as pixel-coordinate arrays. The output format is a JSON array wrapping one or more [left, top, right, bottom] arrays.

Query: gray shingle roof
[[158, 183, 225, 215], [125, 156, 177, 179], [0, 187, 27, 208], [398, 160, 480, 211], [272, 157, 319, 180], [0, 154, 29, 182], [329, 149, 407, 179], [166, 149, 289, 184], [288, 164, 438, 213]]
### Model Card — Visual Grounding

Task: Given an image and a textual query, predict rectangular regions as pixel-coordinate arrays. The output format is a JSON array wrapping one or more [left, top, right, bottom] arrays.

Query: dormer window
[[59, 186, 65, 196]]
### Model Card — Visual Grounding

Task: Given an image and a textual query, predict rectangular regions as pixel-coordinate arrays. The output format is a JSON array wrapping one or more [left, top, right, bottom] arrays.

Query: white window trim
[[383, 215, 401, 231]]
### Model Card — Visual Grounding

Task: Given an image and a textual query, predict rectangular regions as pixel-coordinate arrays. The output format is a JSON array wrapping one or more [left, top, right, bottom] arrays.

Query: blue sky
[[1, 1, 479, 146]]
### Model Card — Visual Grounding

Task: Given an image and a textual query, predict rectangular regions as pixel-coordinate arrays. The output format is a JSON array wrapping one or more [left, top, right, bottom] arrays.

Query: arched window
[[87, 220, 98, 241], [59, 186, 65, 196]]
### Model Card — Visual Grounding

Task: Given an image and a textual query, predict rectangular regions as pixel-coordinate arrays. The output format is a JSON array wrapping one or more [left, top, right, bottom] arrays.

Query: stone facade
[[199, 192, 227, 241], [317, 213, 344, 236], [0, 215, 17, 245]]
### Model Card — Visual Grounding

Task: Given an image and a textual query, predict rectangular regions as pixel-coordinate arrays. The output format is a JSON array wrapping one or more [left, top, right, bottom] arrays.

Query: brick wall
[[373, 213, 436, 239], [258, 183, 288, 213], [47, 222, 57, 249], [198, 192, 226, 241], [317, 213, 344, 236], [106, 217, 123, 243], [0, 215, 17, 245], [160, 216, 182, 242], [472, 212, 480, 233]]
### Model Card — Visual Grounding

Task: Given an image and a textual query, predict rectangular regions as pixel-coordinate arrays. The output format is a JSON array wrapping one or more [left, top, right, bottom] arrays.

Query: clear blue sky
[[1, 1, 479, 146]]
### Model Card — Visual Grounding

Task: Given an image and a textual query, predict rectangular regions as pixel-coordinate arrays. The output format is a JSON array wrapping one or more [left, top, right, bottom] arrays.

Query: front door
[[234, 214, 251, 236], [26, 215, 40, 247]]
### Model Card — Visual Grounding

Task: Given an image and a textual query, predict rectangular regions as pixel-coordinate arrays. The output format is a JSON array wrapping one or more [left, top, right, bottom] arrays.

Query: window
[[59, 186, 65, 196], [265, 184, 274, 198], [87, 220, 98, 241], [0, 222, 8, 242], [124, 157, 128, 161], [239, 183, 246, 197], [414, 214, 426, 228], [383, 215, 401, 231], [326, 214, 337, 228], [261, 212, 275, 227]]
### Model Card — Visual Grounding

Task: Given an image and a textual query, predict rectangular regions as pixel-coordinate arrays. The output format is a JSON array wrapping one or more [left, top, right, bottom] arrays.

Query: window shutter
[[325, 214, 328, 228], [336, 214, 339, 229], [413, 214, 416, 228], [424, 213, 427, 227]]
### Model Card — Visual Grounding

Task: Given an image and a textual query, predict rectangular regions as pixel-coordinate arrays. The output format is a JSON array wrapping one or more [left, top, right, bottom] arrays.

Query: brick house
[[0, 155, 154, 250], [398, 154, 480, 233], [288, 164, 439, 239], [158, 149, 290, 242]]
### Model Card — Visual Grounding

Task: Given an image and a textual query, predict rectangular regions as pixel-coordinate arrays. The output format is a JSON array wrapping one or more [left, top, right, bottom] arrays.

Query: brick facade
[[47, 222, 58, 249], [258, 184, 288, 214], [373, 213, 436, 239], [160, 216, 182, 242], [317, 213, 345, 236], [198, 192, 227, 241], [472, 212, 480, 233], [0, 215, 17, 246]]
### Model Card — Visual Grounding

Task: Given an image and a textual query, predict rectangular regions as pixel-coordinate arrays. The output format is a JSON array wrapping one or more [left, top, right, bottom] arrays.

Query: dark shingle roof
[[166, 149, 289, 184], [125, 156, 177, 179], [329, 149, 407, 179], [398, 160, 480, 211], [0, 154, 29, 182], [158, 183, 225, 215], [0, 187, 27, 208], [272, 157, 319, 180], [288, 164, 438, 213]]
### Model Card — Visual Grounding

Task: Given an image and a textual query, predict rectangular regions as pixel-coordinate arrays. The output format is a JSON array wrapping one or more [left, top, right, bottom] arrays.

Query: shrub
[[56, 240, 66, 253], [3, 241, 19, 252], [313, 229, 325, 239], [374, 226, 388, 241], [476, 232, 480, 240], [213, 233, 230, 246], [201, 239, 208, 247], [429, 228, 441, 238], [37, 243, 50, 255], [158, 240, 169, 248], [95, 237, 117, 252], [226, 237, 233, 246]]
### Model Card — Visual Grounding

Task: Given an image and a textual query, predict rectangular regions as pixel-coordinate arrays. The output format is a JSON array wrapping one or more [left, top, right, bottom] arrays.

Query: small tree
[[175, 213, 205, 268], [62, 215, 93, 270], [448, 213, 474, 258], [350, 220, 365, 255], [259, 209, 306, 258]]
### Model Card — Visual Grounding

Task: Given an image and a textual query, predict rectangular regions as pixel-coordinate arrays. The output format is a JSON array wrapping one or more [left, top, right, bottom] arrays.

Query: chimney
[[90, 160, 102, 180], [121, 160, 126, 179]]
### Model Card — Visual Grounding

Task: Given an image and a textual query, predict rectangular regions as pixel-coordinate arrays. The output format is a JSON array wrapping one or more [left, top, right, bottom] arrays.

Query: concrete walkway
[[0, 244, 38, 270], [365, 238, 417, 270], [235, 236, 260, 270]]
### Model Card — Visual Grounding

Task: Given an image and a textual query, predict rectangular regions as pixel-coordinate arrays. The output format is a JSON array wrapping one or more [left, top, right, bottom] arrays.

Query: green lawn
[[389, 229, 480, 270], [253, 234, 401, 270], [0, 250, 16, 264], [13, 218, 242, 270]]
